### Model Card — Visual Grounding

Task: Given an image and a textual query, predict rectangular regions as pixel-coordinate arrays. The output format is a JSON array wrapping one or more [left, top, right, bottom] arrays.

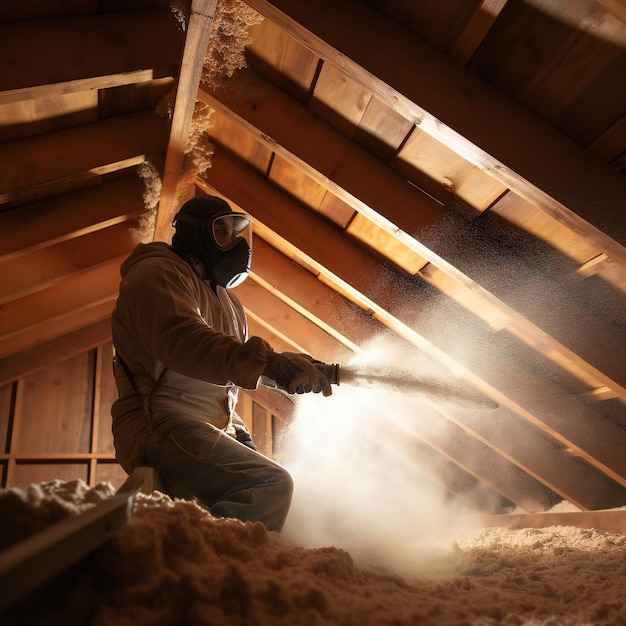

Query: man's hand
[[263, 352, 333, 397]]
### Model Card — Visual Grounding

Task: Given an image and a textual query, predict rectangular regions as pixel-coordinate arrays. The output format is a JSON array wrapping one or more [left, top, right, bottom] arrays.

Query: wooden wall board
[[353, 96, 413, 163], [0, 341, 126, 490], [94, 462, 127, 490], [207, 109, 273, 176], [246, 18, 320, 103], [366, 0, 484, 53], [17, 353, 94, 455], [11, 462, 88, 489], [268, 155, 328, 212], [0, 320, 111, 397], [469, 0, 626, 146], [310, 62, 372, 138]]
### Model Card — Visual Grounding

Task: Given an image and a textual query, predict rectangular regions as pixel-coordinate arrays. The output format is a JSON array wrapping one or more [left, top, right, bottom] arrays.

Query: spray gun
[[315, 362, 499, 411]]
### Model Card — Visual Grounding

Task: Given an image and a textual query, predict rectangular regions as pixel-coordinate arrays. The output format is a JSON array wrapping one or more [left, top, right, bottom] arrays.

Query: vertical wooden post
[[89, 346, 103, 486], [153, 0, 219, 242], [5, 378, 25, 486]]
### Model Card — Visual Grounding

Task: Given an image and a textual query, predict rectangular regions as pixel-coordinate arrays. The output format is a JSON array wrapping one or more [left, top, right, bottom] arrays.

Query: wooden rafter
[[242, 0, 626, 265]]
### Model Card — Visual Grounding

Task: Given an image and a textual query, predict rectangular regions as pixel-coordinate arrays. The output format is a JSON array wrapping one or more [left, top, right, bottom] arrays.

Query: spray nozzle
[[315, 362, 340, 385]]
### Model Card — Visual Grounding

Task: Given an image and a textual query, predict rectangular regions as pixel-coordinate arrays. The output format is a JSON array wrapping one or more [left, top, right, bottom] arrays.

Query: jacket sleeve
[[119, 257, 273, 389]]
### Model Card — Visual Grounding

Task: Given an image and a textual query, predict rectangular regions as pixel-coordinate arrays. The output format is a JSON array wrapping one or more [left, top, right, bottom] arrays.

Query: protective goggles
[[210, 213, 252, 250], [174, 211, 252, 250]]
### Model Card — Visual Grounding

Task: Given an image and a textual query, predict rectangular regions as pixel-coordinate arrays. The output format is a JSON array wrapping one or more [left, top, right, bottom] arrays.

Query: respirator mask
[[173, 207, 253, 289]]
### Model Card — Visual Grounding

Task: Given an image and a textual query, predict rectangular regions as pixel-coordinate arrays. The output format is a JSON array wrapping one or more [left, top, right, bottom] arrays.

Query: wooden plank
[[393, 125, 507, 213], [201, 149, 626, 492], [0, 222, 139, 305], [0, 320, 112, 388], [243, 0, 626, 265], [0, 110, 169, 201], [0, 176, 145, 262], [0, 70, 154, 106], [0, 491, 134, 612], [153, 0, 219, 242], [482, 509, 626, 535], [0, 10, 183, 92]]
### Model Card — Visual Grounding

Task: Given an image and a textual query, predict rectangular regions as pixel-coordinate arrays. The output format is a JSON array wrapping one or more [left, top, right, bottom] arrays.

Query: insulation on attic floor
[[0, 480, 624, 626]]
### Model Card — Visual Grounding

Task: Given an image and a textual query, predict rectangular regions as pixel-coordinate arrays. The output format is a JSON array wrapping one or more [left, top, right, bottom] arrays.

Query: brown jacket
[[111, 242, 272, 433]]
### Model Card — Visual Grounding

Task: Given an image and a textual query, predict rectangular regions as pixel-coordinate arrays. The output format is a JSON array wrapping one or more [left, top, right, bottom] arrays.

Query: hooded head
[[172, 196, 252, 289]]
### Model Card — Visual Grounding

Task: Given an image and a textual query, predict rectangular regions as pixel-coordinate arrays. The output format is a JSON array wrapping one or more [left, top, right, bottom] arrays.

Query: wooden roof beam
[[243, 0, 626, 265]]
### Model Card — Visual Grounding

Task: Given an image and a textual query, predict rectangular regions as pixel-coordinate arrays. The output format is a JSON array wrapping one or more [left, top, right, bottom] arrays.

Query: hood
[[119, 242, 183, 278]]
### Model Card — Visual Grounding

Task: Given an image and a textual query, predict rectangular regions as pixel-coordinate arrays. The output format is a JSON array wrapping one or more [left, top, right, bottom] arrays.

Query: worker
[[111, 195, 333, 532]]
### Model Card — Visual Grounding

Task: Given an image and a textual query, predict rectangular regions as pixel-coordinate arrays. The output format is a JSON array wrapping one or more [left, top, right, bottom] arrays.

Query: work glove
[[263, 352, 333, 397]]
